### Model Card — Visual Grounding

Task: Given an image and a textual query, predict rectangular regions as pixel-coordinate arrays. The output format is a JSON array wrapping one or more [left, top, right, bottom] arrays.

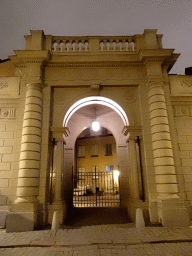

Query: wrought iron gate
[[73, 167, 120, 207]]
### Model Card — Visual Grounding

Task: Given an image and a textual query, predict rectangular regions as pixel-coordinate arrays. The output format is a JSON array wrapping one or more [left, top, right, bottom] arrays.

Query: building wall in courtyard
[[76, 135, 117, 174]]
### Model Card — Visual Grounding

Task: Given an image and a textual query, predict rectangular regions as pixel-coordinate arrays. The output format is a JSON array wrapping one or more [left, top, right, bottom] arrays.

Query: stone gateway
[[0, 29, 191, 231]]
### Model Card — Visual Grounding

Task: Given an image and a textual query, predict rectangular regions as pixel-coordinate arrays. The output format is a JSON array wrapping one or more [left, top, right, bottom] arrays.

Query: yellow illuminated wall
[[76, 135, 117, 173]]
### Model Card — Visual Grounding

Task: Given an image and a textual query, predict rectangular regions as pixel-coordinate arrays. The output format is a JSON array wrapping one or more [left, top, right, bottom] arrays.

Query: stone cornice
[[9, 51, 51, 85], [122, 126, 142, 136], [50, 127, 70, 137], [139, 49, 175, 60], [171, 96, 192, 104], [11, 50, 50, 59], [139, 49, 179, 72], [46, 62, 145, 68]]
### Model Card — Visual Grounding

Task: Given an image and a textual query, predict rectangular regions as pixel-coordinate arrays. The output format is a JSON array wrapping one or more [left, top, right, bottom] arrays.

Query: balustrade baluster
[[53, 42, 57, 52], [131, 40, 135, 51], [112, 40, 116, 51], [66, 41, 70, 52], [118, 41, 122, 51], [75, 40, 79, 51], [72, 41, 76, 51], [80, 40, 84, 51], [84, 41, 88, 51], [60, 40, 64, 52], [56, 40, 60, 52], [125, 40, 129, 51], [128, 39, 132, 51], [103, 40, 107, 51], [122, 40, 125, 51], [106, 41, 110, 51], [100, 41, 104, 51]]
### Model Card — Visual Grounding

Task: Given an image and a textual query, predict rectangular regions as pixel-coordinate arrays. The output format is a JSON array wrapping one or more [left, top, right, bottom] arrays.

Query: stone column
[[128, 139, 140, 200], [148, 80, 189, 226], [116, 144, 129, 207], [6, 82, 45, 232], [148, 81, 178, 197], [123, 126, 143, 202], [49, 128, 69, 225], [53, 134, 64, 203], [123, 126, 144, 221], [15, 83, 43, 204]]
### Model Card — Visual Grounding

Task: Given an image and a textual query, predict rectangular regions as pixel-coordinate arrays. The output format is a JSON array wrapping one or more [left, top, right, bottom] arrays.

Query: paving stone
[[1, 225, 192, 255]]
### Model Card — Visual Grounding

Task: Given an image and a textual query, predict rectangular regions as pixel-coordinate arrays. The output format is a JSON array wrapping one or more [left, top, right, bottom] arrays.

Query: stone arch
[[63, 96, 129, 127]]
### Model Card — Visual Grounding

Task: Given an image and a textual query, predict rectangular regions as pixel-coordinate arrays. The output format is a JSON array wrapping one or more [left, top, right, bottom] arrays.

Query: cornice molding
[[171, 96, 192, 104], [46, 62, 145, 68], [122, 126, 142, 136], [50, 127, 70, 137]]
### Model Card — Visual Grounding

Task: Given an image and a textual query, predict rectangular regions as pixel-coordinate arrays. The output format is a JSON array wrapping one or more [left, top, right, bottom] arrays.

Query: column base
[[157, 197, 190, 226], [149, 199, 159, 223], [127, 197, 148, 222], [6, 202, 39, 232], [48, 201, 66, 225]]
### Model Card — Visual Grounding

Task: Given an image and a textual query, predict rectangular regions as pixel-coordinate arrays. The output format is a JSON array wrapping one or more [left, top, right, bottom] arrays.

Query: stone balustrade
[[51, 36, 136, 54], [52, 39, 89, 53], [100, 38, 135, 52]]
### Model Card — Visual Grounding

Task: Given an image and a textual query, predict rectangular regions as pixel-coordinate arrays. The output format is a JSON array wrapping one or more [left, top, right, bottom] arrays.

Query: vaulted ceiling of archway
[[65, 104, 126, 147]]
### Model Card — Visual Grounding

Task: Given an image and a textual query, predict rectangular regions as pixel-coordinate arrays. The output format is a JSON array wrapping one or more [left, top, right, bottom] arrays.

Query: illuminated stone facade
[[0, 29, 192, 231]]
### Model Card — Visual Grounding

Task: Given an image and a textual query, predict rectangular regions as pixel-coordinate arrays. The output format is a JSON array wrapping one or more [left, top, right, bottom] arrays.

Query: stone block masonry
[[176, 116, 192, 203]]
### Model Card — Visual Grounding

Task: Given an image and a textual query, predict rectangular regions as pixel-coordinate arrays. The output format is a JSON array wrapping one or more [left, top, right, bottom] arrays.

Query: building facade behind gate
[[0, 29, 192, 231]]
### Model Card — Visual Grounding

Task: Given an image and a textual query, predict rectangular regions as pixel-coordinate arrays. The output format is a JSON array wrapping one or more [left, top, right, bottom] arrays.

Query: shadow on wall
[[6, 213, 34, 232], [5, 203, 45, 232], [36, 203, 44, 230], [0, 192, 9, 228]]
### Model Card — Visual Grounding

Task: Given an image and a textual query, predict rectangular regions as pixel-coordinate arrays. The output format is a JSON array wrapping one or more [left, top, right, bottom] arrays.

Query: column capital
[[26, 82, 45, 90], [9, 50, 50, 85], [122, 126, 142, 141], [50, 127, 70, 141]]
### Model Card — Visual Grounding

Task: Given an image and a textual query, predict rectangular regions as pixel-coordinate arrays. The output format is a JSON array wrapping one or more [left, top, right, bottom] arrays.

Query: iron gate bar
[[73, 168, 120, 207]]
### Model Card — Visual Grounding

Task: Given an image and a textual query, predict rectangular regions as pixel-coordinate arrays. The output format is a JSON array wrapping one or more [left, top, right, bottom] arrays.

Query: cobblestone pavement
[[1, 224, 192, 255]]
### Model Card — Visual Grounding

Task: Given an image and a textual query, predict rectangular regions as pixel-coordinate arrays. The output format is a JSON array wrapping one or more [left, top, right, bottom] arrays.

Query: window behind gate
[[78, 146, 85, 157], [105, 143, 112, 156]]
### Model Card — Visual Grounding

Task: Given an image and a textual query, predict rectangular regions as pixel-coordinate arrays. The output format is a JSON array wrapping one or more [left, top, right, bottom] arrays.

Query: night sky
[[0, 0, 192, 74]]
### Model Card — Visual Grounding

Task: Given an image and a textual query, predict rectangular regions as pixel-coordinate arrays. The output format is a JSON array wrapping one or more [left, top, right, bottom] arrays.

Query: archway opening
[[62, 98, 131, 225], [73, 126, 120, 207]]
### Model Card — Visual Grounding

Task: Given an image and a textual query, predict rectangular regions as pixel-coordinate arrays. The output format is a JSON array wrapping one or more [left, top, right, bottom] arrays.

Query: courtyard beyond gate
[[73, 169, 120, 207]]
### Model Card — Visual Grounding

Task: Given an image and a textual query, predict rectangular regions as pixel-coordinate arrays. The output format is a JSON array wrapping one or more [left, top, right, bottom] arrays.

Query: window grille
[[105, 143, 112, 156], [92, 144, 98, 156], [78, 146, 85, 157]]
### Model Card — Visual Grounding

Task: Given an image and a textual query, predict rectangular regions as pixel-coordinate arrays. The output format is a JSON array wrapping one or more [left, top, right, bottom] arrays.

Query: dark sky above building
[[0, 0, 191, 74]]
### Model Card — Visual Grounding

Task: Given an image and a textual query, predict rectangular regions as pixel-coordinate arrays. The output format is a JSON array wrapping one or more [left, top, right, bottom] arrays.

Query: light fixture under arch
[[63, 96, 129, 127]]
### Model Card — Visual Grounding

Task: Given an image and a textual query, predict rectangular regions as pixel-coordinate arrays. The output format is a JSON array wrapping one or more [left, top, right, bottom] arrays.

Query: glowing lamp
[[92, 121, 100, 132], [113, 170, 119, 184]]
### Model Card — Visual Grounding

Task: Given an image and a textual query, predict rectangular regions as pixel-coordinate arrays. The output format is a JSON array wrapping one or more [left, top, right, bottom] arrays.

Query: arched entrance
[[61, 97, 130, 211], [59, 96, 132, 225]]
